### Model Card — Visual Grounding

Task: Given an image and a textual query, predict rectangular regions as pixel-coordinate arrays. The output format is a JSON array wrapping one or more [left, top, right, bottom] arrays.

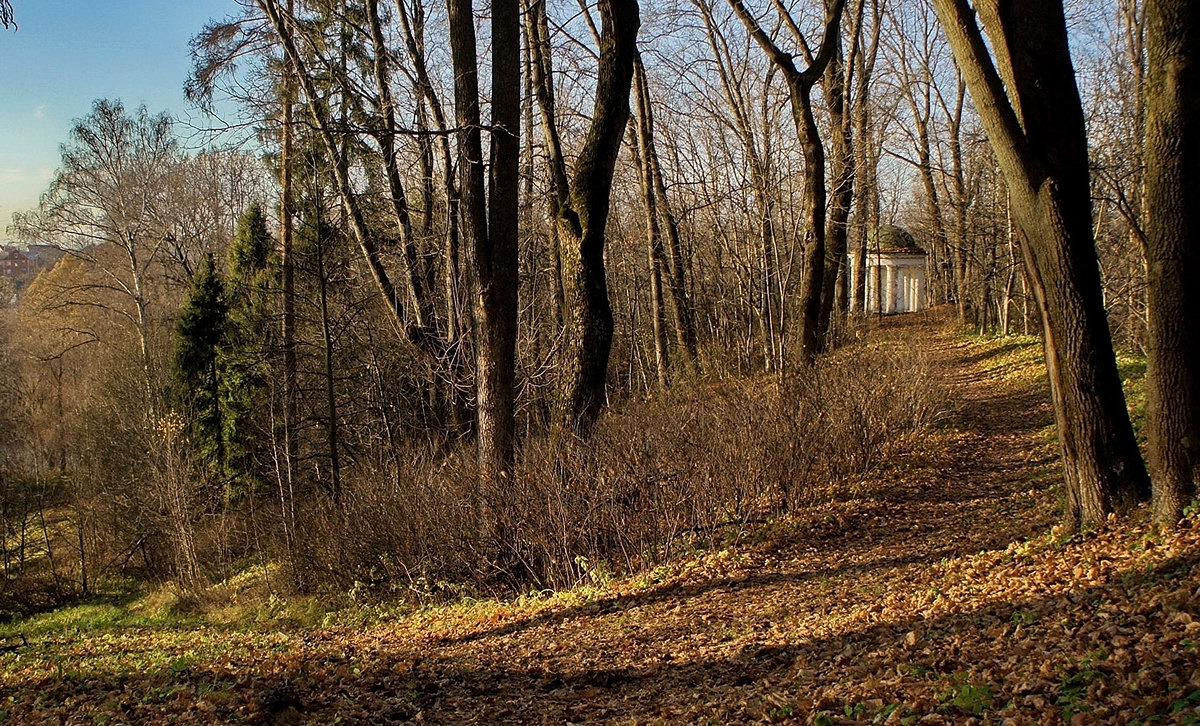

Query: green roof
[[868, 225, 924, 253]]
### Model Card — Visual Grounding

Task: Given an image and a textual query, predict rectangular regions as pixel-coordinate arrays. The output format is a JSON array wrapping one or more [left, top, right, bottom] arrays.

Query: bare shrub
[[292, 340, 947, 595]]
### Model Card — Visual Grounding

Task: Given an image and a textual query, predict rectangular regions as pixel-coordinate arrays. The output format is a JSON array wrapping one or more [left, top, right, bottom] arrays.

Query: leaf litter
[[2, 316, 1197, 724]]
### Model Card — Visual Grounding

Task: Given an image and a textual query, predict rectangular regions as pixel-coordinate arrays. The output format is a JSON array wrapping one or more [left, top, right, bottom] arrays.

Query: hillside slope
[[2, 316, 1198, 725]]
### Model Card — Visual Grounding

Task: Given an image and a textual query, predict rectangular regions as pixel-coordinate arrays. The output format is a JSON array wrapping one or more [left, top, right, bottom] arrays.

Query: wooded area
[[0, 0, 1195, 615]]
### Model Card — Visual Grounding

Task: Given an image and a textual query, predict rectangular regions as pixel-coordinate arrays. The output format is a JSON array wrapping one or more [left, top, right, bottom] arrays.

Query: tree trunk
[[817, 15, 856, 351], [315, 225, 342, 504], [1143, 0, 1200, 524], [258, 0, 459, 367], [932, 0, 1150, 529], [634, 52, 699, 370], [278, 0, 298, 548], [448, 0, 521, 483], [630, 108, 671, 386], [526, 0, 640, 435], [727, 0, 846, 364]]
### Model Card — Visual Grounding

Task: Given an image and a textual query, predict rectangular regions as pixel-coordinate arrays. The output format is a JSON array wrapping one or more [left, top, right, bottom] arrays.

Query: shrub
[[291, 340, 948, 594]]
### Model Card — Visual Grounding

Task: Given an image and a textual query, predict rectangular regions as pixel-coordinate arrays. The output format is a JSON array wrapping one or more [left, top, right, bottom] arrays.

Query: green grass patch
[[1115, 348, 1148, 443], [0, 598, 175, 639]]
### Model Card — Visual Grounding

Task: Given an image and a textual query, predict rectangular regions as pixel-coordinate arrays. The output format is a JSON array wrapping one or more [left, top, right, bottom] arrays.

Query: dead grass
[[3, 314, 1193, 725]]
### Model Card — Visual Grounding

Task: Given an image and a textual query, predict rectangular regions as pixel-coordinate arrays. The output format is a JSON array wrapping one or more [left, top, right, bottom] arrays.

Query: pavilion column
[[884, 263, 896, 313]]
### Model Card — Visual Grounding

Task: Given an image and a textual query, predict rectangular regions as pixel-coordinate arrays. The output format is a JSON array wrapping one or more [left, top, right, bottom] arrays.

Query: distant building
[[0, 247, 31, 278], [849, 225, 928, 314], [25, 244, 65, 265]]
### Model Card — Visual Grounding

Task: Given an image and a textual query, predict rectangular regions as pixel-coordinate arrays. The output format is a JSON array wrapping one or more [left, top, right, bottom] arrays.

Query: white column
[[884, 263, 896, 313], [868, 265, 878, 312]]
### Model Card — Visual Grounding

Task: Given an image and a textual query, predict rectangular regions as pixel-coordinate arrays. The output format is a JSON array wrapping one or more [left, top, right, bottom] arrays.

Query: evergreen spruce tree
[[174, 253, 229, 491], [221, 204, 275, 495]]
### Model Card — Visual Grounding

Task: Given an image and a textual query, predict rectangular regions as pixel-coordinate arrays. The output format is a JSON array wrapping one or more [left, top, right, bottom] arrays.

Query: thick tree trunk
[[793, 81, 830, 363], [1144, 0, 1200, 524], [448, 0, 521, 481], [932, 0, 1150, 529], [527, 0, 639, 435], [817, 32, 855, 351]]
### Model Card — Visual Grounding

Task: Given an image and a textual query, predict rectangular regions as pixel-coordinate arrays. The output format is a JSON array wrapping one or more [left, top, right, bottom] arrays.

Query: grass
[[1116, 348, 1149, 443], [1, 321, 1187, 725]]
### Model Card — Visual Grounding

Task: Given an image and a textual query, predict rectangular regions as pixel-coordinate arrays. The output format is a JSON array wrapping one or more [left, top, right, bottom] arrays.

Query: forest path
[[6, 312, 1200, 725], [286, 311, 1066, 724]]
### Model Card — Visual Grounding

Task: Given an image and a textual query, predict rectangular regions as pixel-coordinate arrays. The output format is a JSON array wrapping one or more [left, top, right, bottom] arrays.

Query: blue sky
[[0, 0, 240, 243]]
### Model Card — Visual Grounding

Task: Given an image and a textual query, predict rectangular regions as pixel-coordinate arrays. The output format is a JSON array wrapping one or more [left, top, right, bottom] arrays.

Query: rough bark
[[816, 0, 860, 350], [1144, 0, 1200, 523], [526, 0, 640, 435], [931, 0, 1151, 529], [448, 0, 521, 479]]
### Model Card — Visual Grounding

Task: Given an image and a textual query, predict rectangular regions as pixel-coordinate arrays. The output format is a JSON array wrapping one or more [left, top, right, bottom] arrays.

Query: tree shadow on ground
[[6, 547, 1193, 725], [5, 315, 1125, 725]]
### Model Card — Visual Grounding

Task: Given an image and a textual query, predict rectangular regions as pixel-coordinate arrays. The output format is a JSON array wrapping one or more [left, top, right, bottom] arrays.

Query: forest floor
[[3, 313, 1200, 725]]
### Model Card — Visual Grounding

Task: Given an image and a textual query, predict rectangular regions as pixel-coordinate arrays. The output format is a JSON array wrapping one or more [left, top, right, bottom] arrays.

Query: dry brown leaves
[[2, 319, 1197, 725]]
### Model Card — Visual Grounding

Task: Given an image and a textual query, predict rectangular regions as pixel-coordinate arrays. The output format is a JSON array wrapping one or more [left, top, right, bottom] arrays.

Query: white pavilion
[[850, 225, 928, 314]]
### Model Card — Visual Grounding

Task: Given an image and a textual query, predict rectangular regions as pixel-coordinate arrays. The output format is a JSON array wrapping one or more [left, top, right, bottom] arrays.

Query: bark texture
[[1144, 0, 1200, 523], [931, 0, 1150, 529], [527, 0, 640, 435], [448, 0, 521, 478]]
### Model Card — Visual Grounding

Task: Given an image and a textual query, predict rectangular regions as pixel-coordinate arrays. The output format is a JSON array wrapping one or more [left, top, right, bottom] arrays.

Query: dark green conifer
[[221, 204, 275, 496], [174, 253, 228, 487]]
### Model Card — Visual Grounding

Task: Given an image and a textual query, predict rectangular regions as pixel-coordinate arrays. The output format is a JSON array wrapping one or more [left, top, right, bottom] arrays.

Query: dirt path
[[8, 316, 1200, 725], [282, 315, 1063, 724]]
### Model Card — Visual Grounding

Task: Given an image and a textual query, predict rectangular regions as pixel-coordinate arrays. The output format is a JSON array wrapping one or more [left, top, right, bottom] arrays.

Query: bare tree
[[1143, 0, 1199, 523], [727, 0, 847, 364], [817, 0, 876, 347], [931, 0, 1150, 528], [630, 51, 700, 381], [525, 0, 641, 434], [446, 0, 521, 482], [254, 0, 461, 368], [692, 0, 790, 372], [11, 100, 181, 419]]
